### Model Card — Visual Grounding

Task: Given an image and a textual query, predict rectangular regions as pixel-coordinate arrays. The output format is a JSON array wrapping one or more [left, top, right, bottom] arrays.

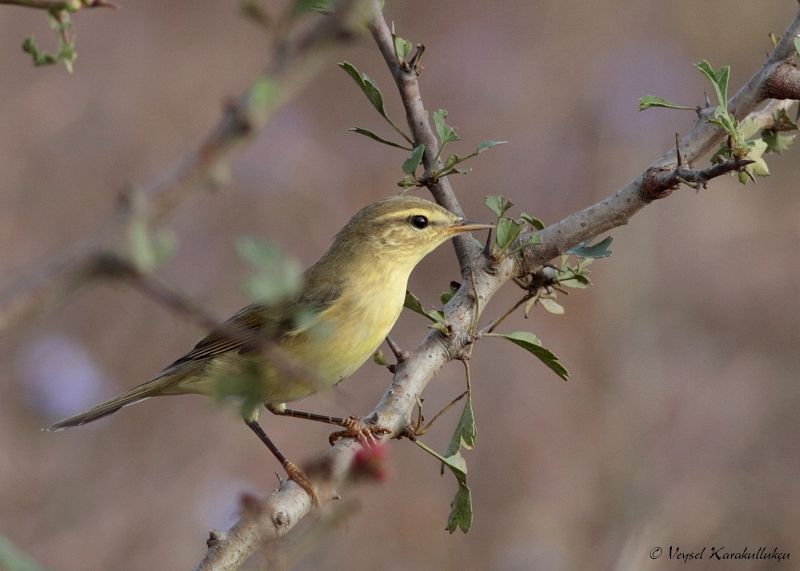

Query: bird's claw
[[328, 416, 390, 447], [283, 460, 319, 507]]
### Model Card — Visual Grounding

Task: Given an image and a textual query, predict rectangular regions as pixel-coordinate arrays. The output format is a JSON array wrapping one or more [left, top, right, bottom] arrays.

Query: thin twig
[[416, 390, 468, 436]]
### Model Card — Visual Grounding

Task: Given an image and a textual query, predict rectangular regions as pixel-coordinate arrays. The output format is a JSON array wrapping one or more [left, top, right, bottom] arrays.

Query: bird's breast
[[289, 269, 408, 388]]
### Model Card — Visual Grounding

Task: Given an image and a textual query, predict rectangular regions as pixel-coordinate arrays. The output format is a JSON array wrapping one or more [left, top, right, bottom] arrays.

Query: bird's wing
[[162, 284, 341, 371]]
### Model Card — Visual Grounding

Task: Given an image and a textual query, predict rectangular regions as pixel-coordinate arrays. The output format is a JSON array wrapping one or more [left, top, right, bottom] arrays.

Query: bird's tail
[[46, 376, 171, 431]]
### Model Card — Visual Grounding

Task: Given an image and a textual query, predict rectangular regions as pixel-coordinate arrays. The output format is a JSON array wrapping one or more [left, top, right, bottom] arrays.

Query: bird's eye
[[409, 215, 429, 229]]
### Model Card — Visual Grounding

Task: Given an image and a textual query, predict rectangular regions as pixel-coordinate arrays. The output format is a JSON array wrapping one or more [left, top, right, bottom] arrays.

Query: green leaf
[[444, 394, 476, 458], [489, 331, 569, 381], [397, 174, 418, 188], [432, 109, 461, 146], [764, 130, 796, 154], [762, 130, 796, 155], [402, 144, 426, 175], [291, 0, 333, 16], [372, 350, 388, 367], [442, 153, 462, 170], [520, 213, 545, 230], [248, 77, 281, 123], [21, 36, 57, 67], [404, 290, 444, 323], [568, 236, 613, 259], [0, 534, 48, 571], [476, 140, 507, 153], [414, 441, 473, 533], [393, 34, 412, 61], [794, 36, 800, 56], [484, 195, 513, 217], [236, 237, 302, 304], [338, 62, 390, 122], [348, 127, 410, 150], [708, 107, 738, 140], [446, 482, 473, 534], [772, 107, 799, 131], [495, 218, 523, 251], [694, 60, 730, 108], [440, 282, 459, 305], [539, 298, 565, 315], [737, 139, 769, 184], [638, 95, 694, 111]]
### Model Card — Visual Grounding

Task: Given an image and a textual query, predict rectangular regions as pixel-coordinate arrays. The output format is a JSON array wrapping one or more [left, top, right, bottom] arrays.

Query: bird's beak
[[447, 220, 494, 234]]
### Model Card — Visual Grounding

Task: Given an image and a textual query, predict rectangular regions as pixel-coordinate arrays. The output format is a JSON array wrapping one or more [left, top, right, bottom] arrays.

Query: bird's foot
[[328, 416, 390, 447], [283, 460, 319, 507]]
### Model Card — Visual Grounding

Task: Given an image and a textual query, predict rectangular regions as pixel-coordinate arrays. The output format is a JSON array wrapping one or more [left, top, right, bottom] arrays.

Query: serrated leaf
[[762, 130, 796, 154], [694, 60, 729, 108], [489, 331, 569, 381], [432, 109, 461, 146], [744, 138, 769, 180], [495, 218, 523, 251], [402, 144, 426, 175], [520, 213, 545, 230], [236, 237, 302, 304], [393, 34, 412, 61], [414, 441, 472, 533], [539, 298, 565, 315], [348, 127, 409, 150], [568, 236, 613, 259], [484, 195, 513, 217], [638, 95, 694, 111], [476, 140, 507, 153], [339, 61, 389, 121]]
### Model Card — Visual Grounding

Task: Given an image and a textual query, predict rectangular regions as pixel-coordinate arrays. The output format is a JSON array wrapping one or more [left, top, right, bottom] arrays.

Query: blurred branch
[[83, 253, 323, 389], [194, 5, 800, 570], [0, 0, 113, 9], [0, 0, 368, 333]]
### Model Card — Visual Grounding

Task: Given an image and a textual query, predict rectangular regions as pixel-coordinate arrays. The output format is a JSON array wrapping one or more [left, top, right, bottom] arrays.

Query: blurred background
[[1, 1, 799, 570]]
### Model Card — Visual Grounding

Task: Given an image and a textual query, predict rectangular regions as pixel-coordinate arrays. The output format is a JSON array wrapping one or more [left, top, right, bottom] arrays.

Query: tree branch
[[367, 1, 483, 271], [193, 5, 800, 570], [0, 0, 369, 333]]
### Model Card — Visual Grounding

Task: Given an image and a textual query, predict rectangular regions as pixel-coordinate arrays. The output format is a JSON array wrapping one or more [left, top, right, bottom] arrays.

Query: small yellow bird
[[48, 195, 490, 503]]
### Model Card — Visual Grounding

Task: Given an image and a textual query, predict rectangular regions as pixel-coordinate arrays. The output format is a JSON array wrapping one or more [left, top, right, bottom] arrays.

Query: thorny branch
[[193, 4, 800, 571]]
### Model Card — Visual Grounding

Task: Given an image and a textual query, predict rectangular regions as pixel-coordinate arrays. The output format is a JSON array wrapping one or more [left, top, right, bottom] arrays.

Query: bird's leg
[[242, 407, 319, 506], [266, 404, 390, 446]]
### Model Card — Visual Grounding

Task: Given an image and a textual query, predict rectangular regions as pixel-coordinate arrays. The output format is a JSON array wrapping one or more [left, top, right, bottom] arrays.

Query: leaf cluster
[[639, 59, 799, 185]]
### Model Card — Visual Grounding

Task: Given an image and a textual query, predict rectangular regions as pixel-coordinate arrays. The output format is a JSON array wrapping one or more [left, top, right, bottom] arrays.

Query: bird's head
[[335, 195, 492, 268]]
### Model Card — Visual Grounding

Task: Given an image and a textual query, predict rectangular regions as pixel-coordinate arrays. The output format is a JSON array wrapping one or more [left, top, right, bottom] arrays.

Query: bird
[[47, 195, 491, 504]]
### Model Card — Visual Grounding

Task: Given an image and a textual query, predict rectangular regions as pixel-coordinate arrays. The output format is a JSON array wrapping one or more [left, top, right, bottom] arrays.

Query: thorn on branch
[[642, 156, 755, 200]]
